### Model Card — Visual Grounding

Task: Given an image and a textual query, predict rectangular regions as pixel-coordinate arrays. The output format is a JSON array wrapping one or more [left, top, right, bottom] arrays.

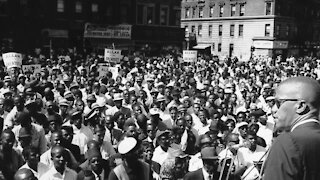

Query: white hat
[[113, 93, 123, 101], [150, 108, 161, 115], [2, 89, 12, 95], [118, 137, 137, 154]]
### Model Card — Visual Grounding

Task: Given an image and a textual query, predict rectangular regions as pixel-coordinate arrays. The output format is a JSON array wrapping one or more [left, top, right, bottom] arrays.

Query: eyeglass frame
[[274, 98, 300, 108]]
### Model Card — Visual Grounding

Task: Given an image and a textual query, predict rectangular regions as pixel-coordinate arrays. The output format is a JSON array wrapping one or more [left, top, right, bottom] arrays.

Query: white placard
[[22, 64, 41, 75], [183, 50, 197, 62], [2, 52, 22, 69], [104, 49, 122, 63], [98, 64, 109, 78]]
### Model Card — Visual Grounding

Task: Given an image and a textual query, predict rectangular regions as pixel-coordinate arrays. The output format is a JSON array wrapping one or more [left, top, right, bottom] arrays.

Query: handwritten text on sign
[[104, 49, 122, 63], [183, 50, 197, 62], [2, 52, 22, 69], [22, 65, 41, 75]]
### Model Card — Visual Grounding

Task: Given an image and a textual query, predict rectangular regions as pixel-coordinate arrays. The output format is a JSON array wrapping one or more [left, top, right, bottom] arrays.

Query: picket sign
[[183, 50, 197, 62], [104, 49, 122, 63], [2, 52, 22, 69], [22, 64, 42, 75]]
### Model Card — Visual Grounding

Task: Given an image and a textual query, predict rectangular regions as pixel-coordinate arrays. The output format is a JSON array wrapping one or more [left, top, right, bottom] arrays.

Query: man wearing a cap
[[17, 74, 26, 93], [78, 148, 111, 180], [105, 93, 132, 118], [108, 137, 151, 180], [12, 112, 47, 154], [67, 109, 93, 155], [184, 147, 219, 180]]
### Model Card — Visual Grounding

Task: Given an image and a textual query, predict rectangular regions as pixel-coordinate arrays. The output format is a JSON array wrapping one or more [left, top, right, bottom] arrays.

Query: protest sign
[[183, 50, 197, 62], [2, 52, 22, 69], [22, 64, 41, 75], [98, 64, 109, 78], [104, 49, 122, 63]]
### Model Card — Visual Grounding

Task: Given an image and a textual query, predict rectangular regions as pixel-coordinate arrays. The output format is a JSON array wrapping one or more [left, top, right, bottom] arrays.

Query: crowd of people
[[0, 49, 320, 180]]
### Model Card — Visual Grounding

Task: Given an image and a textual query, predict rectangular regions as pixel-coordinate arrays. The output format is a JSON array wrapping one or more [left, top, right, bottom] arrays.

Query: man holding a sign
[[2, 52, 23, 82]]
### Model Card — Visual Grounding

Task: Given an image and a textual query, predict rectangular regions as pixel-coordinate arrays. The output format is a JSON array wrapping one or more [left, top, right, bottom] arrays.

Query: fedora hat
[[200, 147, 219, 160]]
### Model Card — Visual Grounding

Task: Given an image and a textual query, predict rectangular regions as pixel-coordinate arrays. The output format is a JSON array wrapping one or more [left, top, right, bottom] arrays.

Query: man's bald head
[[277, 77, 320, 110], [275, 77, 320, 130], [14, 168, 36, 180]]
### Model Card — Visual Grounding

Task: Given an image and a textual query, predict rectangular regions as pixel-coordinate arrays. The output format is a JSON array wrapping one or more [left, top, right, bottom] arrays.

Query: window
[[209, 6, 214, 17], [91, 3, 98, 13], [198, 25, 202, 37], [160, 6, 169, 25], [266, 2, 272, 15], [218, 43, 222, 52], [75, 1, 82, 13], [219, 25, 223, 36], [265, 24, 271, 37], [147, 6, 155, 24], [240, 4, 245, 16], [229, 44, 234, 57], [208, 25, 212, 36], [185, 26, 189, 36], [199, 6, 204, 18], [286, 25, 290, 37], [185, 8, 190, 18], [191, 26, 195, 33], [219, 6, 224, 17], [239, 24, 243, 37], [192, 7, 196, 18], [276, 24, 280, 37], [137, 4, 144, 24], [57, 0, 64, 12], [231, 4, 236, 16], [230, 24, 235, 37]]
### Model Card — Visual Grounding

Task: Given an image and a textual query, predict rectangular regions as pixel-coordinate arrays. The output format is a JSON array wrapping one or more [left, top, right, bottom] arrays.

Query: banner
[[104, 49, 122, 63], [183, 50, 197, 62], [2, 52, 22, 69], [22, 64, 41, 75], [84, 23, 132, 39]]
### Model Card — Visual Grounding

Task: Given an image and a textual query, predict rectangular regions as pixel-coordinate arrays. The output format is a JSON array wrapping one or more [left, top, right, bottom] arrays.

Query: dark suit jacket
[[77, 159, 111, 180], [184, 169, 219, 180], [264, 122, 320, 180]]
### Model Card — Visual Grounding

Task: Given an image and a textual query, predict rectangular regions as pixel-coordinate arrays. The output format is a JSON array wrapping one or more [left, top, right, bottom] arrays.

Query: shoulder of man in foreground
[[264, 132, 301, 180]]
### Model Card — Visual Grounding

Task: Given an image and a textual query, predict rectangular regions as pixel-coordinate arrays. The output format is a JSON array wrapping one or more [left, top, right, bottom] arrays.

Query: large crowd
[[0, 49, 320, 180]]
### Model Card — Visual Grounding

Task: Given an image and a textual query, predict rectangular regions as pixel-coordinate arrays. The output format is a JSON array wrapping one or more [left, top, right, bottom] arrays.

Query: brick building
[[181, 0, 320, 60], [0, 0, 184, 54]]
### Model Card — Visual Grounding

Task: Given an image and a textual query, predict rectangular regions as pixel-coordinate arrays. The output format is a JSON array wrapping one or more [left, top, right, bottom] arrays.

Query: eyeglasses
[[275, 98, 299, 108]]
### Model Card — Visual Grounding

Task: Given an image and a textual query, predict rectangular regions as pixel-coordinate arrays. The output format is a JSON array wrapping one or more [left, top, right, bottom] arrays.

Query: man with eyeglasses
[[264, 77, 320, 180]]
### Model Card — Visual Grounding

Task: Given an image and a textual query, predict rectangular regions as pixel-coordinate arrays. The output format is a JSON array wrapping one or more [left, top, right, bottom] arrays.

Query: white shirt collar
[[202, 168, 213, 180]]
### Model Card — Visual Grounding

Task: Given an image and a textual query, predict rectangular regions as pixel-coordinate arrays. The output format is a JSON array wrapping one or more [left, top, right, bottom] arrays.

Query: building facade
[[181, 0, 320, 60], [0, 0, 184, 54]]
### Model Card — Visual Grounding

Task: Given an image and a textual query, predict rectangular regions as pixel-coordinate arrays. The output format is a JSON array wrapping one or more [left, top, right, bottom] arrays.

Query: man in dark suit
[[184, 147, 219, 180], [77, 148, 111, 180], [264, 77, 320, 180]]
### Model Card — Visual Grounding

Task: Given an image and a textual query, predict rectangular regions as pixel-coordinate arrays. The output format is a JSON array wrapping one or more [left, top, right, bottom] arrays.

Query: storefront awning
[[193, 44, 211, 49]]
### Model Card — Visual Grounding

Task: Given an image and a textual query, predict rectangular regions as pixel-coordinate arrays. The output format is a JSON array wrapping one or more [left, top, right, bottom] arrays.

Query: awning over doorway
[[193, 44, 211, 49]]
